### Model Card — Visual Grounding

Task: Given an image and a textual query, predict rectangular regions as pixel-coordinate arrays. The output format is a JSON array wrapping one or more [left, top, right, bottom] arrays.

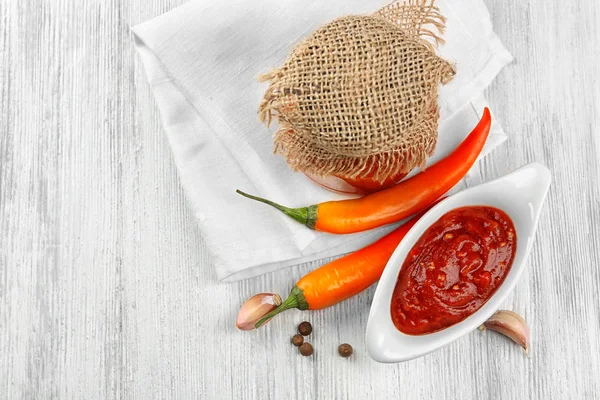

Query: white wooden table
[[1, 1, 599, 398]]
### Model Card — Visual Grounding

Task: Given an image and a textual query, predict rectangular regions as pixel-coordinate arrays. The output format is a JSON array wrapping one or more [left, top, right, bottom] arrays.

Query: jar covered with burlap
[[259, 0, 455, 193]]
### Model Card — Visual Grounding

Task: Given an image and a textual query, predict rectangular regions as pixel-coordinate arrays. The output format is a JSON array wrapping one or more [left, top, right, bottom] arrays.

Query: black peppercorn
[[299, 342, 314, 356], [291, 334, 304, 347], [298, 321, 312, 336], [338, 343, 353, 357]]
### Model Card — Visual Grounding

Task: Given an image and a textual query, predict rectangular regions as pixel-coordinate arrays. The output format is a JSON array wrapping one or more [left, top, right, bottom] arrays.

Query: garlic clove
[[236, 293, 282, 331], [481, 310, 530, 354]]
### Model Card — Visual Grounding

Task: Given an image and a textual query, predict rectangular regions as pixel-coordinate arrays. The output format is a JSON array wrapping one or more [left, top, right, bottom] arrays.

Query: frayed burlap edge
[[375, 0, 449, 52], [270, 104, 440, 181]]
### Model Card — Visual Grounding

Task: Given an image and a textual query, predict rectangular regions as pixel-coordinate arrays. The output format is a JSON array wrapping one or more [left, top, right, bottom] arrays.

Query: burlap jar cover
[[259, 0, 456, 182]]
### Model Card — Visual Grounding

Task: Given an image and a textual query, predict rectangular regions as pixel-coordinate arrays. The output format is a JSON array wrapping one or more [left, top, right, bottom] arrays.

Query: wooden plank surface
[[1, 0, 598, 398]]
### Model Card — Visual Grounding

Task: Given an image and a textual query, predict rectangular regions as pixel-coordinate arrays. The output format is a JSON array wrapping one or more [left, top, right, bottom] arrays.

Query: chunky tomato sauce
[[391, 206, 516, 335]]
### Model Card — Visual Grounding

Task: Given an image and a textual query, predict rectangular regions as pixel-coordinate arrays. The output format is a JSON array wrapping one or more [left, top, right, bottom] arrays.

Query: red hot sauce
[[391, 206, 517, 335]]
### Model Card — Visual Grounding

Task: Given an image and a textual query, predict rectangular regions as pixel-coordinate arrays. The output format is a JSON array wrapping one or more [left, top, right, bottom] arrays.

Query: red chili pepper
[[238, 108, 491, 234]]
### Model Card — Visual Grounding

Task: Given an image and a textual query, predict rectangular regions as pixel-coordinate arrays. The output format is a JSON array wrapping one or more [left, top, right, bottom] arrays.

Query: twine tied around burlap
[[258, 0, 456, 182]]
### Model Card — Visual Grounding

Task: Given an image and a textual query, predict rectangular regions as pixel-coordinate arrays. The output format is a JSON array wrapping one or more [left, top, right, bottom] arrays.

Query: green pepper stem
[[236, 190, 318, 229], [254, 286, 309, 328]]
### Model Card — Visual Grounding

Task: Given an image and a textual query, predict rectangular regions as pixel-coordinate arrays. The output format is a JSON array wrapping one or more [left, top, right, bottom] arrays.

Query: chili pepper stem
[[236, 190, 318, 229], [254, 286, 309, 328]]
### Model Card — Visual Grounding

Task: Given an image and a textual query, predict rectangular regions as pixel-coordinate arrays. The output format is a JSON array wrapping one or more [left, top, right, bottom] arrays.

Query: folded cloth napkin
[[132, 0, 512, 282]]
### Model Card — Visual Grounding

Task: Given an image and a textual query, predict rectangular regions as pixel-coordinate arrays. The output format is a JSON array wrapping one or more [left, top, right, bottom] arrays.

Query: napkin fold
[[133, 0, 512, 282]]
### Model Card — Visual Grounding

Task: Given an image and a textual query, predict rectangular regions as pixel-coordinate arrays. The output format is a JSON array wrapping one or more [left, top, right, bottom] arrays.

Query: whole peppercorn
[[338, 343, 353, 358], [291, 334, 304, 347], [299, 342, 314, 356], [298, 321, 312, 336]]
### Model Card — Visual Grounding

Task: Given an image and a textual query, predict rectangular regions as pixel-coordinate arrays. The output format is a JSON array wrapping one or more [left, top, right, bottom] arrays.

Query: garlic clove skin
[[236, 293, 282, 331], [481, 310, 530, 354]]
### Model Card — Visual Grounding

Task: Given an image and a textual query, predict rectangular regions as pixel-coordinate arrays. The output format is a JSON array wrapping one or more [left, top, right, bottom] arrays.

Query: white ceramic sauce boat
[[366, 162, 551, 363]]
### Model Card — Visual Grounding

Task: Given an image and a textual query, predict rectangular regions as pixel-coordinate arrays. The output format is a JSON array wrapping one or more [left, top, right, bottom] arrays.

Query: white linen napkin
[[132, 0, 512, 282]]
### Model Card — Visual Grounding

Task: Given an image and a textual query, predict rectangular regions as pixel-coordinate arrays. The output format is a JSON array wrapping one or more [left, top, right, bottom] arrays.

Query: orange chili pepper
[[237, 108, 491, 234], [253, 207, 433, 328]]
